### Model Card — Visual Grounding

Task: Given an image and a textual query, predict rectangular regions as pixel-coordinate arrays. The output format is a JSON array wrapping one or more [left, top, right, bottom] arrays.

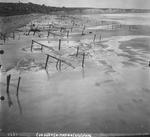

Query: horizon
[[0, 0, 150, 9]]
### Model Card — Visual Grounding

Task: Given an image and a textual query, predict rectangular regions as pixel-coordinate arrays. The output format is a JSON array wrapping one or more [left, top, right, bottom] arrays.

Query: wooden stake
[[31, 40, 33, 52], [13, 32, 15, 40], [99, 34, 101, 41], [82, 25, 85, 35], [82, 53, 85, 68], [58, 39, 61, 50], [76, 46, 79, 57], [6, 74, 11, 94], [3, 34, 6, 44], [93, 34, 96, 42], [56, 60, 59, 70], [47, 30, 50, 37], [45, 55, 49, 69], [60, 27, 63, 32], [59, 60, 62, 71], [67, 31, 69, 38], [16, 77, 21, 96], [41, 45, 43, 51]]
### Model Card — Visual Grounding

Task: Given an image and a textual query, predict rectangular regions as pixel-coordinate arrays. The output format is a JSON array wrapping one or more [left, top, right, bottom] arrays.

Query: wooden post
[[59, 60, 61, 71], [93, 34, 96, 42], [76, 46, 79, 57], [82, 25, 85, 35], [31, 40, 33, 52], [45, 55, 49, 69], [56, 60, 59, 70], [58, 39, 61, 50], [41, 45, 43, 51], [99, 34, 101, 41], [16, 76, 21, 96], [67, 30, 69, 38], [60, 27, 62, 32], [47, 30, 50, 37], [149, 61, 150, 67], [13, 32, 15, 40], [3, 34, 6, 44], [6, 74, 11, 94], [82, 53, 85, 68]]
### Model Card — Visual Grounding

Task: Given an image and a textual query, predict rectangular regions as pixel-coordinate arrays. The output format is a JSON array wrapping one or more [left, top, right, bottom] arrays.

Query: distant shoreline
[[0, 2, 150, 16]]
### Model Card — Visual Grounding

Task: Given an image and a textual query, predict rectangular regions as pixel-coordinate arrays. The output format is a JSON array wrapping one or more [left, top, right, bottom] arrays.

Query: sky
[[1, 0, 150, 9]]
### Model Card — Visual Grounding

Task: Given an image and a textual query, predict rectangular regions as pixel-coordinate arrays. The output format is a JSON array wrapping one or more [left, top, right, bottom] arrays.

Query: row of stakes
[[1, 28, 150, 100], [31, 38, 86, 70], [0, 49, 21, 101]]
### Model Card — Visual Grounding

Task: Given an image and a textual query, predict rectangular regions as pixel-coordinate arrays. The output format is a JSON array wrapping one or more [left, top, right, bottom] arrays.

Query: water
[[84, 13, 150, 25], [1, 35, 150, 133], [1, 13, 150, 134]]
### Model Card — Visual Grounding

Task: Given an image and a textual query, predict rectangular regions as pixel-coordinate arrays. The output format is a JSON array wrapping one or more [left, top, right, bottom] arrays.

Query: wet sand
[[0, 13, 150, 134]]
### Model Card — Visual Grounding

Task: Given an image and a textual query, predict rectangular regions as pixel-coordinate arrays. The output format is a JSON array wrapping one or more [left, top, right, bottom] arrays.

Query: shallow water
[[1, 34, 150, 133], [84, 13, 150, 26]]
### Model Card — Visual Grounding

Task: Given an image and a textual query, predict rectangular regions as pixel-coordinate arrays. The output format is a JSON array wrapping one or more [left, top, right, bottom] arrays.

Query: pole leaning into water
[[93, 34, 96, 42], [16, 76, 21, 96], [58, 39, 61, 50], [6, 74, 11, 94], [45, 55, 49, 69], [76, 46, 79, 57], [31, 40, 34, 52], [82, 52, 85, 68]]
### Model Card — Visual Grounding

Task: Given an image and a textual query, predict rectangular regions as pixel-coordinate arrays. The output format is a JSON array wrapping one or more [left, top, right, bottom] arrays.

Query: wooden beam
[[45, 54, 75, 69]]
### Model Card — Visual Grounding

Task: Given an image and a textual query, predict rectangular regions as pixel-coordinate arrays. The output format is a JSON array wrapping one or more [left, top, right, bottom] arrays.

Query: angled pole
[[16, 76, 21, 96], [45, 55, 49, 69]]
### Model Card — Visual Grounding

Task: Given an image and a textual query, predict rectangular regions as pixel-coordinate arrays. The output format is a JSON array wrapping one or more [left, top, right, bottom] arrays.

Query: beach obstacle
[[0, 33, 6, 43], [59, 60, 62, 70], [45, 55, 50, 69], [67, 30, 69, 38], [13, 32, 15, 40], [31, 40, 34, 52], [58, 39, 61, 50], [82, 25, 86, 35], [82, 52, 85, 68], [93, 34, 96, 42], [45, 54, 75, 71], [99, 34, 101, 41], [6, 74, 11, 94], [16, 76, 21, 96], [76, 46, 79, 57]]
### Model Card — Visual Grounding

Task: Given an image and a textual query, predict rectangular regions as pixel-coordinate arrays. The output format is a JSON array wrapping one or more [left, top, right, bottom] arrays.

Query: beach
[[0, 13, 150, 134]]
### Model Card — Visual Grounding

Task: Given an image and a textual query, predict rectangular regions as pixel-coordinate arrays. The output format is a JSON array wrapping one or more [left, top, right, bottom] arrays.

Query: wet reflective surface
[[0, 13, 150, 134]]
